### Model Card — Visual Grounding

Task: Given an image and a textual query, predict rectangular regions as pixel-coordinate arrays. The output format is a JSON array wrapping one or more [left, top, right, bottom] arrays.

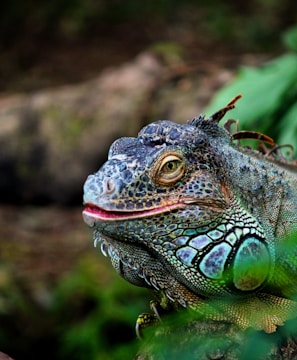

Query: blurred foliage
[[283, 24, 297, 52], [1, 0, 297, 49], [0, 254, 150, 360], [205, 24, 297, 155], [1, 0, 297, 91], [137, 315, 297, 360]]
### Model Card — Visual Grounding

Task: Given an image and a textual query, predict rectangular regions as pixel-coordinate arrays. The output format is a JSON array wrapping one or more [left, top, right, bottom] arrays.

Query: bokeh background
[[1, 1, 297, 359]]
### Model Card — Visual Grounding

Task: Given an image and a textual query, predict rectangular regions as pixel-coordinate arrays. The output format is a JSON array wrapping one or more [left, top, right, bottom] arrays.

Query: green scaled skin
[[83, 95, 297, 332]]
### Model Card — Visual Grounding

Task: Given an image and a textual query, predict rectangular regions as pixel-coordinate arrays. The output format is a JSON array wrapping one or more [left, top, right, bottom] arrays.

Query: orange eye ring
[[151, 152, 186, 185]]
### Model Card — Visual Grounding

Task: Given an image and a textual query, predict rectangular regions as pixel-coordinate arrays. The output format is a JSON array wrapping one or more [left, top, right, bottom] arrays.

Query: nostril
[[104, 178, 116, 194]]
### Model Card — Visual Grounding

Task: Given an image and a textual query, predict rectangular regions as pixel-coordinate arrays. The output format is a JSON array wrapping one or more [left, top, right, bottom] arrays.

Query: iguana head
[[82, 96, 271, 301]]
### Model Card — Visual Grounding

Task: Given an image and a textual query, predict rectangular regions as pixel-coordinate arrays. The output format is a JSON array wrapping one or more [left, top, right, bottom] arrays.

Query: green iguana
[[82, 95, 297, 333]]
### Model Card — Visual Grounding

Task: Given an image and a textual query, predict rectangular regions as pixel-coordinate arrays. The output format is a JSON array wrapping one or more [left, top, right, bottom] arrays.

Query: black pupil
[[166, 161, 176, 171]]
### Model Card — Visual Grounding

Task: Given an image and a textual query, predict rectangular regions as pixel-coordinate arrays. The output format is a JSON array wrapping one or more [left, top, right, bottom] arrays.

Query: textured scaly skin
[[82, 96, 297, 333]]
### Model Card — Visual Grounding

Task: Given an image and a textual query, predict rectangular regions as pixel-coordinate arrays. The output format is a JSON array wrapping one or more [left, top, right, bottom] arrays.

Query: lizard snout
[[83, 170, 125, 208]]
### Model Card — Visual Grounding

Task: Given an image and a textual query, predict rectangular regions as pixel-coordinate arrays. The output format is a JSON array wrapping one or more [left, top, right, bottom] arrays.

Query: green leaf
[[278, 102, 297, 155], [283, 25, 297, 52], [204, 54, 297, 135]]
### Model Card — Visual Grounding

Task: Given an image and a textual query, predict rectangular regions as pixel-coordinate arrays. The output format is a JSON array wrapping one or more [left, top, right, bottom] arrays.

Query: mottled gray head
[[82, 96, 271, 301]]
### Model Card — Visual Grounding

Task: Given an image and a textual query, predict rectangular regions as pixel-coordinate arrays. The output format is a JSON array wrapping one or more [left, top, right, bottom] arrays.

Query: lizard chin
[[82, 202, 184, 226]]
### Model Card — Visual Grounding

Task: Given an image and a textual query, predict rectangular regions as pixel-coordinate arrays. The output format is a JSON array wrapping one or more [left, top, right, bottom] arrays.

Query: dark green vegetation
[[1, 0, 297, 91], [1, 0, 296, 46], [0, 239, 150, 360], [206, 25, 297, 154]]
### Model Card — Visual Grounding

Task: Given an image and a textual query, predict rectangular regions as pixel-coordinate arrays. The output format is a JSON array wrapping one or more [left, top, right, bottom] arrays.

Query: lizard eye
[[152, 153, 186, 185]]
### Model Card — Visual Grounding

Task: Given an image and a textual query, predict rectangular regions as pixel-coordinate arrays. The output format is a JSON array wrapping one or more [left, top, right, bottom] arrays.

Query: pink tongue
[[83, 205, 131, 220], [82, 206, 125, 226], [82, 202, 184, 224], [82, 204, 143, 222]]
